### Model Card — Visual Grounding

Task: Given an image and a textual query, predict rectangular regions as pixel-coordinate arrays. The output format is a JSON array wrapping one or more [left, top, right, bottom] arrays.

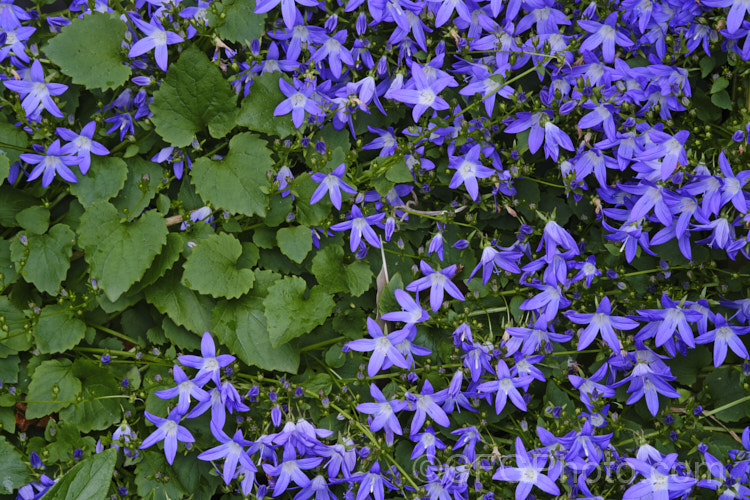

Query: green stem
[[299, 336, 347, 352], [704, 394, 750, 417], [85, 323, 139, 345]]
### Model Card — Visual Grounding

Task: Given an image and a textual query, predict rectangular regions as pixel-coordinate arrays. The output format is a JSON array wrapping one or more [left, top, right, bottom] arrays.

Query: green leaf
[[33, 304, 86, 354], [70, 156, 128, 207], [15, 205, 49, 234], [111, 157, 164, 221], [0, 122, 28, 165], [237, 72, 296, 138], [705, 367, 746, 422], [44, 13, 131, 90], [182, 233, 254, 298], [277, 225, 312, 264], [10, 224, 74, 294], [135, 451, 187, 500], [710, 76, 729, 94], [345, 261, 372, 297], [700, 57, 715, 78], [311, 245, 373, 297], [0, 154, 8, 185], [42, 448, 117, 500], [264, 276, 334, 348], [208, 0, 266, 43], [130, 233, 183, 294], [59, 360, 120, 433], [26, 359, 81, 419], [150, 46, 237, 147], [212, 296, 299, 373], [711, 90, 732, 110], [191, 132, 272, 217], [78, 202, 168, 301], [0, 436, 30, 494], [0, 297, 31, 354], [162, 317, 201, 351], [145, 268, 214, 333], [386, 159, 413, 183]]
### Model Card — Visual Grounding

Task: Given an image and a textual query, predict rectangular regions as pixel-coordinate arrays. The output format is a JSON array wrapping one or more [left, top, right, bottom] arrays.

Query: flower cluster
[[4, 0, 750, 497]]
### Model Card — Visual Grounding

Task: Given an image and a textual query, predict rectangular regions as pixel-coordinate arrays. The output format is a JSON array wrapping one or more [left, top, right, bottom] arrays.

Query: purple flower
[[345, 317, 410, 376], [198, 423, 256, 485], [352, 462, 397, 500], [139, 409, 195, 465], [310, 30, 353, 79], [505, 317, 572, 356], [154, 365, 209, 415], [128, 15, 183, 72], [310, 163, 357, 210], [254, 0, 318, 30], [57, 121, 109, 175], [356, 384, 407, 445], [262, 447, 322, 497], [362, 126, 397, 157], [636, 130, 689, 181], [20, 139, 80, 188], [330, 205, 384, 252], [178, 332, 235, 386], [387, 63, 457, 121], [274, 78, 323, 128], [406, 261, 464, 312], [467, 244, 522, 284], [3, 59, 67, 119], [380, 288, 429, 328], [623, 455, 696, 499], [476, 360, 531, 415], [447, 144, 496, 201], [405, 380, 449, 435], [578, 12, 634, 63], [520, 284, 571, 323], [703, 0, 750, 33], [492, 437, 560, 500], [566, 297, 639, 352], [695, 314, 750, 367]]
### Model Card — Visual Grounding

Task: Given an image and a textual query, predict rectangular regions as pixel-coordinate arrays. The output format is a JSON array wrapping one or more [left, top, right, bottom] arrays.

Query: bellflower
[[356, 384, 406, 445], [127, 15, 183, 72], [310, 163, 357, 210], [345, 317, 410, 376], [447, 144, 496, 201], [492, 437, 560, 500], [569, 363, 616, 409], [330, 205, 384, 252], [254, 0, 319, 30], [405, 261, 465, 312], [387, 63, 457, 121], [380, 288, 429, 330], [352, 462, 397, 500], [695, 313, 750, 367], [405, 380, 449, 435], [467, 244, 523, 284], [274, 77, 323, 128], [177, 332, 235, 386], [566, 297, 639, 352], [578, 12, 634, 63], [57, 121, 109, 175], [623, 455, 696, 500], [476, 360, 532, 415], [262, 447, 322, 497], [154, 365, 209, 415], [198, 423, 256, 485], [20, 139, 81, 188], [139, 409, 195, 465], [3, 59, 67, 119]]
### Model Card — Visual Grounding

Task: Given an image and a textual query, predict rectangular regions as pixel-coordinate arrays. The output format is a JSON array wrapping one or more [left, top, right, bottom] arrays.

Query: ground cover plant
[[2, 0, 750, 498]]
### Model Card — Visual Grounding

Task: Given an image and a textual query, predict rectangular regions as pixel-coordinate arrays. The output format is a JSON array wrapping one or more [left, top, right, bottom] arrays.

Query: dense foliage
[[3, 0, 750, 498]]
